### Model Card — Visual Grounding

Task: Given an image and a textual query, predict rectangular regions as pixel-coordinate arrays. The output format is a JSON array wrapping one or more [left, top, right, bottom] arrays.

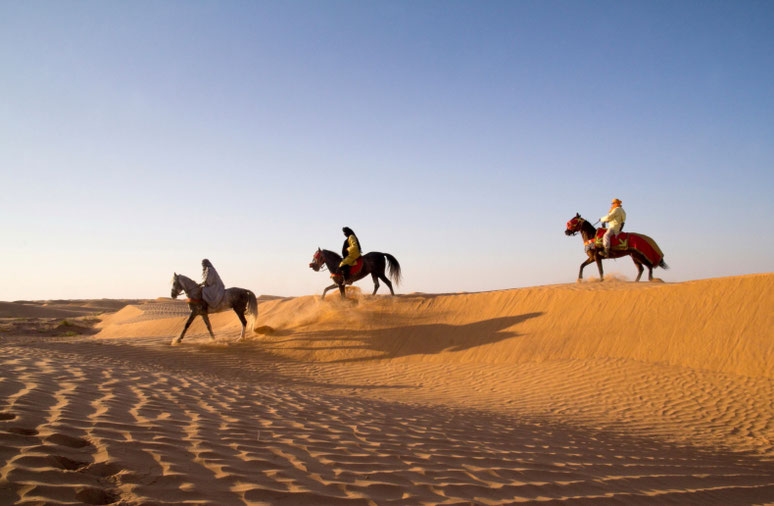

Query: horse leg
[[371, 273, 380, 295], [578, 257, 594, 281], [322, 283, 338, 299], [234, 308, 248, 341], [648, 265, 654, 281], [172, 312, 197, 345], [632, 257, 644, 282], [379, 274, 394, 295], [596, 256, 604, 281], [339, 283, 346, 298], [201, 313, 216, 340]]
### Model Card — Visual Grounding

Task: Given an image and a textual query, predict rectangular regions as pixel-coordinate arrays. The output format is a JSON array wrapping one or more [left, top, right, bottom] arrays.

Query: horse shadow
[[272, 313, 543, 363]]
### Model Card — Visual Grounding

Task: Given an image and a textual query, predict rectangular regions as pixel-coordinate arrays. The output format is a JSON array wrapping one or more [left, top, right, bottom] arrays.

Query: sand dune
[[247, 273, 773, 377], [1, 274, 773, 504]]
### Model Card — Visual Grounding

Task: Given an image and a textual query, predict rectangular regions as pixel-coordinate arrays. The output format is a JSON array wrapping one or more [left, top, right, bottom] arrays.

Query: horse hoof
[[170, 339, 180, 346]]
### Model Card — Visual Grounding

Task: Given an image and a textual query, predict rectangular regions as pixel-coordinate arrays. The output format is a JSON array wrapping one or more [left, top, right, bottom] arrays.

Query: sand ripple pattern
[[2, 340, 774, 505]]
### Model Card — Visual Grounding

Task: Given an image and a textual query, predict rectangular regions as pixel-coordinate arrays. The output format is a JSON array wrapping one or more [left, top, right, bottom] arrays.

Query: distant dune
[[1, 299, 144, 319]]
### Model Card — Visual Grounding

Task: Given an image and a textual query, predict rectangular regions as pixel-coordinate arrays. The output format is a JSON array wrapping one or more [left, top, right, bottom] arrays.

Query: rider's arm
[[347, 235, 359, 254]]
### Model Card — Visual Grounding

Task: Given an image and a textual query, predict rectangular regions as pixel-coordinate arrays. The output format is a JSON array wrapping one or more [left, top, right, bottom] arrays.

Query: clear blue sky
[[2, 1, 773, 299]]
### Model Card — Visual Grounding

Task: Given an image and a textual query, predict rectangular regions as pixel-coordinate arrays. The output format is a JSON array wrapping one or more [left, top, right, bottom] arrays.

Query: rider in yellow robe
[[338, 227, 362, 281]]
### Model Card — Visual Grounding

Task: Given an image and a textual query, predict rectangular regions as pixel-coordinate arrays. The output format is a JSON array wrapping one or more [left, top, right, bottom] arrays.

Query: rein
[[312, 254, 327, 272], [173, 275, 204, 305], [567, 217, 586, 235], [568, 216, 599, 241], [314, 251, 335, 273]]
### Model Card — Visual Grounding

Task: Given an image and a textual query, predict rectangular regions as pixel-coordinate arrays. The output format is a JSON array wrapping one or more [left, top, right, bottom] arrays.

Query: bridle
[[566, 217, 585, 236], [171, 277, 183, 299], [171, 276, 202, 304], [309, 250, 328, 272]]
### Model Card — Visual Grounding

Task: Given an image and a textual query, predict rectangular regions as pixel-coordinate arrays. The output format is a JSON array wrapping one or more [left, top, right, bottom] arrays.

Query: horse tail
[[246, 290, 258, 332], [659, 260, 669, 270], [384, 253, 402, 286]]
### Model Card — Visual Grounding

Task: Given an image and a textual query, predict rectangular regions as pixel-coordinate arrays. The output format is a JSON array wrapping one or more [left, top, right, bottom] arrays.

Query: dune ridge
[[194, 273, 773, 378]]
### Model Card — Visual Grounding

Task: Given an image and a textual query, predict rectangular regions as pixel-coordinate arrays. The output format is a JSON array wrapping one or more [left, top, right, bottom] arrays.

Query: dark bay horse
[[170, 273, 258, 344], [309, 248, 402, 299], [565, 213, 668, 282]]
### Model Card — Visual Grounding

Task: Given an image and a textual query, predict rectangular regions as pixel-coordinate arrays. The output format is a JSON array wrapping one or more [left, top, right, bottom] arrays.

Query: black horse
[[170, 273, 258, 344], [309, 248, 401, 299]]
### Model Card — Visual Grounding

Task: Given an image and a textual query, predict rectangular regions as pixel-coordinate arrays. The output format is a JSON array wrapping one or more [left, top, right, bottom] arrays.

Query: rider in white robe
[[599, 199, 626, 256], [201, 259, 226, 310]]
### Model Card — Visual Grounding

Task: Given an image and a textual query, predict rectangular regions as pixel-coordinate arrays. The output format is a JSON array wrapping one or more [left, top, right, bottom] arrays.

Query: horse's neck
[[322, 250, 342, 270], [178, 275, 202, 297], [581, 221, 598, 241]]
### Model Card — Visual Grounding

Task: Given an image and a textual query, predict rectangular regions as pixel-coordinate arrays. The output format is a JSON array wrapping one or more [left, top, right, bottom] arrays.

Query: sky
[[2, 0, 773, 300]]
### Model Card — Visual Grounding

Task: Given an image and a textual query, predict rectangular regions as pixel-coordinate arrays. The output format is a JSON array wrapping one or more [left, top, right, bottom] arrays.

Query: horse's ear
[[575, 212, 580, 218]]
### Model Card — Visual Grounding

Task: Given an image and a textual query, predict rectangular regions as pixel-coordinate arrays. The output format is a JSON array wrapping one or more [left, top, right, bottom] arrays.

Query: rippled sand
[[1, 274, 772, 504]]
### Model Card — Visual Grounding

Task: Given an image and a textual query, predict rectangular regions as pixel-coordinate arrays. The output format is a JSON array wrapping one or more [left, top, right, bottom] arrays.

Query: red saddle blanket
[[331, 257, 364, 280], [585, 230, 664, 266]]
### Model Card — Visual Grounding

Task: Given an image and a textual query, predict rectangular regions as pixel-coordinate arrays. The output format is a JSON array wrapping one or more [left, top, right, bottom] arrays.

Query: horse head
[[171, 273, 183, 299], [565, 213, 585, 236], [309, 248, 324, 271]]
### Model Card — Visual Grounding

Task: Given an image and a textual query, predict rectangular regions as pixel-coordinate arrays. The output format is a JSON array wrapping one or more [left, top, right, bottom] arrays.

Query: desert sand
[[1, 274, 773, 504]]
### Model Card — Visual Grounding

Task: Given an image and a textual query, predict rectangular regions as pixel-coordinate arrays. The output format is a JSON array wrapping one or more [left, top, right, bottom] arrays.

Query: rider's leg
[[602, 228, 616, 256]]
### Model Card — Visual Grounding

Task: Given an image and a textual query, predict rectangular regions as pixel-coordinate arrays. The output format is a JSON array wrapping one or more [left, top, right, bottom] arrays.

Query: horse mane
[[173, 273, 201, 296], [322, 249, 342, 261], [580, 217, 597, 237], [175, 273, 196, 285]]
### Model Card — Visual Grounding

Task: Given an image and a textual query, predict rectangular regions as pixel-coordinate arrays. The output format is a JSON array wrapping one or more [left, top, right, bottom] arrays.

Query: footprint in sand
[[46, 433, 92, 449], [48, 455, 90, 471], [0, 412, 16, 421], [75, 487, 119, 505], [7, 427, 38, 436], [84, 461, 122, 478]]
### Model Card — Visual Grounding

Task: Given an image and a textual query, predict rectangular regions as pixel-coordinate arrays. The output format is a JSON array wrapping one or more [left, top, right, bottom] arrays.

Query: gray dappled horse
[[309, 248, 401, 299], [170, 273, 258, 345]]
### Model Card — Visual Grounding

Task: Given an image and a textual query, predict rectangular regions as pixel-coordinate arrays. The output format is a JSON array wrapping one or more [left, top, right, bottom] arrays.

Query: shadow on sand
[[267, 313, 544, 363]]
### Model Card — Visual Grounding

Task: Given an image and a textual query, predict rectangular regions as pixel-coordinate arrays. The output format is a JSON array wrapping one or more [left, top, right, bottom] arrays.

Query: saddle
[[585, 229, 665, 266], [585, 230, 630, 251], [331, 257, 364, 282]]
